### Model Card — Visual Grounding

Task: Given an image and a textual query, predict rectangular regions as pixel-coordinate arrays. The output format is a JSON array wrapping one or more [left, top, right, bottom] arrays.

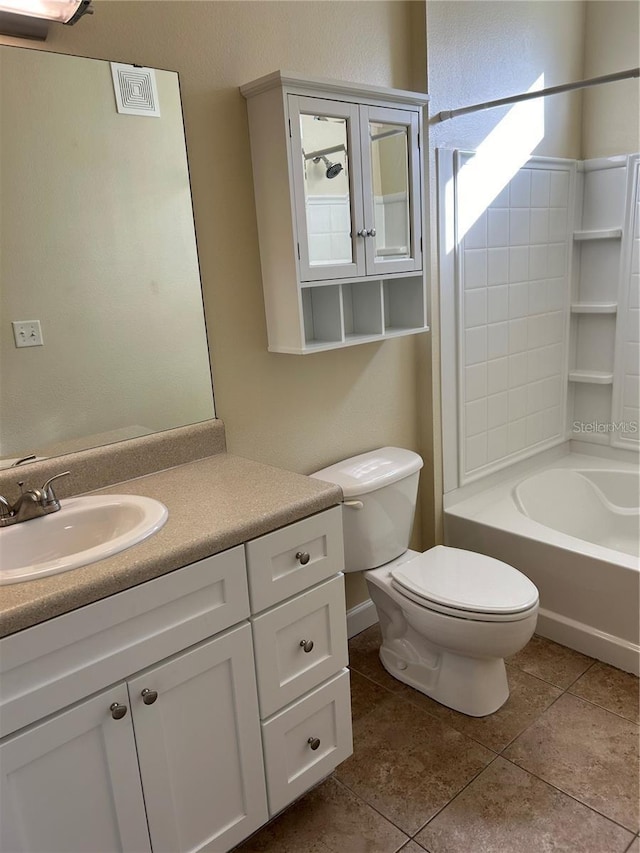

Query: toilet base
[[378, 639, 509, 717], [364, 556, 537, 717]]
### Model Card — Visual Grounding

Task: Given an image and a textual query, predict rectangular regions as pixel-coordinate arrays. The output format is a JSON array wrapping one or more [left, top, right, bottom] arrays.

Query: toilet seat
[[390, 546, 539, 623]]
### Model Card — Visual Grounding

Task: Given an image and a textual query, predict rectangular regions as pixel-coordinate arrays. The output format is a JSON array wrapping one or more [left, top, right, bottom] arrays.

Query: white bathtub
[[444, 451, 640, 675]]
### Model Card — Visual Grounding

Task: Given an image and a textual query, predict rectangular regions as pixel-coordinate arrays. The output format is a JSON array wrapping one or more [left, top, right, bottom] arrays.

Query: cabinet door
[[0, 685, 150, 853], [360, 105, 422, 276], [129, 624, 268, 853], [289, 95, 364, 282]]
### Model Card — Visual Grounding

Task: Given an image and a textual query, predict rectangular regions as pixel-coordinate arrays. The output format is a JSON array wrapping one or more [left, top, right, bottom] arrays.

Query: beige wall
[[0, 1, 429, 610], [582, 0, 640, 158], [427, 1, 586, 159]]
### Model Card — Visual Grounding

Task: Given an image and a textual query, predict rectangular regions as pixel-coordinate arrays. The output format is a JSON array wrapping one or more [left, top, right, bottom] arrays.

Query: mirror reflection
[[299, 111, 413, 268], [300, 113, 352, 266], [369, 122, 411, 260], [0, 46, 215, 466]]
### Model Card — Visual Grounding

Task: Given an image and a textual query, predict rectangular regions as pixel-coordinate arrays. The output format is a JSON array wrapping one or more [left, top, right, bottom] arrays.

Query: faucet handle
[[0, 494, 12, 520], [41, 471, 71, 507]]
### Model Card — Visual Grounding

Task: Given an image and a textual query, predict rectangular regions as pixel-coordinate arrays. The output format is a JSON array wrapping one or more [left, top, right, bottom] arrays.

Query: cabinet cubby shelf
[[568, 370, 614, 385], [570, 302, 618, 314], [573, 228, 623, 241]]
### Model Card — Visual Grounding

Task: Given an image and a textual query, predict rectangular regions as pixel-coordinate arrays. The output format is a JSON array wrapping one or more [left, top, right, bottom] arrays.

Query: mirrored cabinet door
[[360, 106, 422, 276], [288, 96, 363, 282]]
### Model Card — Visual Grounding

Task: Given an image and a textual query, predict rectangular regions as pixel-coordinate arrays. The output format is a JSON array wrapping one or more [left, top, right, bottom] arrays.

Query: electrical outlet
[[12, 320, 44, 348]]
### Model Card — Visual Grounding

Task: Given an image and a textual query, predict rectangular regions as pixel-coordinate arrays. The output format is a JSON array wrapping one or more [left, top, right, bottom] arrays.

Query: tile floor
[[235, 626, 640, 853]]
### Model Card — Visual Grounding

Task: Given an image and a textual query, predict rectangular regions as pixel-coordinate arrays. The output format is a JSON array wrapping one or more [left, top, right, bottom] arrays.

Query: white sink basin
[[0, 495, 168, 585]]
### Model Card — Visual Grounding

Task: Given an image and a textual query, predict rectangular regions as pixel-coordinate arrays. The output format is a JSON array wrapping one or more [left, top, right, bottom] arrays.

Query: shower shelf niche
[[570, 302, 617, 314], [240, 71, 429, 354], [572, 228, 623, 241], [567, 154, 638, 447], [568, 370, 614, 385]]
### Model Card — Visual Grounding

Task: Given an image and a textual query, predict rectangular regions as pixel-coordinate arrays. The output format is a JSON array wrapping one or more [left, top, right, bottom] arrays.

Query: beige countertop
[[0, 453, 342, 638]]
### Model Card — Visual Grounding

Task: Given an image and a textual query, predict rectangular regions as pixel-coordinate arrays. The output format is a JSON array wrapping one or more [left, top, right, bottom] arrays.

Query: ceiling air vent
[[110, 63, 160, 117]]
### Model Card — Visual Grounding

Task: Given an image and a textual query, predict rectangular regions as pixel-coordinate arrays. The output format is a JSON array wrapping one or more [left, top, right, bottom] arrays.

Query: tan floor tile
[[349, 625, 408, 694], [399, 842, 428, 853], [233, 776, 408, 853], [626, 837, 640, 853], [335, 693, 494, 835], [569, 661, 640, 723], [399, 665, 562, 752], [350, 669, 397, 724], [504, 693, 640, 832], [507, 634, 594, 688], [415, 757, 635, 853]]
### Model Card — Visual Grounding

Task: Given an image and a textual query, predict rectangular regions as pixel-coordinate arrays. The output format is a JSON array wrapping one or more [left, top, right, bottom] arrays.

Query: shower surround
[[440, 150, 639, 487], [439, 149, 639, 673]]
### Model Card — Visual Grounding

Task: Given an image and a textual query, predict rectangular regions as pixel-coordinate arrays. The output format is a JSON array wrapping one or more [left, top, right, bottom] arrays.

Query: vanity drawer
[[252, 575, 348, 717], [0, 547, 249, 739], [245, 506, 344, 613], [261, 668, 352, 816]]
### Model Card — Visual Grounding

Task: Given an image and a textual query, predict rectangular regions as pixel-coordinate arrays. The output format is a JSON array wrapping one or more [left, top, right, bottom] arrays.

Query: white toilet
[[312, 447, 539, 717]]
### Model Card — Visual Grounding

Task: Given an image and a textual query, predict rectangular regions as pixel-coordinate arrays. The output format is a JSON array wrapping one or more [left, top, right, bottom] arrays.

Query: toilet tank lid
[[310, 447, 423, 498]]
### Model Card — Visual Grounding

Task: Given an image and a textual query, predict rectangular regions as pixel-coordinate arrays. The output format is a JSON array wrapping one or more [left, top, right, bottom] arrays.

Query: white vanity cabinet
[[0, 682, 153, 853], [0, 547, 268, 853], [241, 71, 429, 353], [0, 505, 351, 852], [246, 506, 352, 816]]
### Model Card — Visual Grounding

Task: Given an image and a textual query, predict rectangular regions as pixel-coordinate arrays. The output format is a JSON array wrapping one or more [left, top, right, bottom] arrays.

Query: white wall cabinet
[[241, 71, 429, 353], [0, 507, 350, 852]]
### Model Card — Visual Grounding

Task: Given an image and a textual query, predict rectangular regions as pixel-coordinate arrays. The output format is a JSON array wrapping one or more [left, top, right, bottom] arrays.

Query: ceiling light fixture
[[0, 0, 92, 40]]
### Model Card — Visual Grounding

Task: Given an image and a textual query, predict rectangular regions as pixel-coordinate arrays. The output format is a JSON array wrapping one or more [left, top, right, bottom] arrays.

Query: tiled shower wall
[[457, 155, 572, 481]]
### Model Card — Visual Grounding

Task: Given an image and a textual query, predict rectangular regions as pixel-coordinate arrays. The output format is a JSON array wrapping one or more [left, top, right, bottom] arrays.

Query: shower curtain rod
[[436, 67, 640, 122]]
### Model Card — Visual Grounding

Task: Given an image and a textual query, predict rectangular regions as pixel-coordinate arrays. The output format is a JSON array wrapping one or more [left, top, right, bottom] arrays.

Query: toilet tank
[[311, 447, 423, 572]]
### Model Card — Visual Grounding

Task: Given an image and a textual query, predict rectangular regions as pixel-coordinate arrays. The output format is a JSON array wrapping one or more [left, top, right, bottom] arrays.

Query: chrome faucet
[[0, 471, 70, 527]]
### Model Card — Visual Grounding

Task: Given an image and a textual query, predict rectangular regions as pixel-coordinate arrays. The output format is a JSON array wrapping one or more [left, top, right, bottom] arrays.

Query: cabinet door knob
[[307, 737, 321, 751], [295, 551, 310, 565], [141, 688, 158, 705], [110, 702, 128, 720], [356, 229, 368, 238], [299, 639, 314, 653], [367, 228, 377, 237]]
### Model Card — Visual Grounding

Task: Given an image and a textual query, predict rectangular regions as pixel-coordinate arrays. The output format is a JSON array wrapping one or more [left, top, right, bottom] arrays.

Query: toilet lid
[[390, 546, 539, 616]]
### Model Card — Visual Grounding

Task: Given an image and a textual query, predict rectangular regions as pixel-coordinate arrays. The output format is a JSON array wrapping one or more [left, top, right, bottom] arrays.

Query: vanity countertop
[[0, 453, 342, 638]]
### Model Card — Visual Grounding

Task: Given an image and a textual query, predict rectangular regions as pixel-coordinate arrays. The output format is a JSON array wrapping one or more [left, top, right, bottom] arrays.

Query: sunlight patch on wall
[[446, 75, 546, 253]]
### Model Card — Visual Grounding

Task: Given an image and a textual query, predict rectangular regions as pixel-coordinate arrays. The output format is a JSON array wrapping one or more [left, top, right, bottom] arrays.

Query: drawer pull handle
[[307, 737, 321, 751], [141, 688, 158, 705], [295, 551, 311, 566], [299, 639, 314, 653], [110, 702, 128, 720]]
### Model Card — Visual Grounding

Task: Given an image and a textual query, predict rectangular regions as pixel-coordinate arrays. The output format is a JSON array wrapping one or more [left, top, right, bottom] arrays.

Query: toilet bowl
[[312, 447, 539, 717], [366, 547, 538, 716]]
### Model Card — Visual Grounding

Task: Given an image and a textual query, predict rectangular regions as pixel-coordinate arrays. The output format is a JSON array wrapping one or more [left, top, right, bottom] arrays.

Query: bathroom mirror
[[0, 45, 215, 465]]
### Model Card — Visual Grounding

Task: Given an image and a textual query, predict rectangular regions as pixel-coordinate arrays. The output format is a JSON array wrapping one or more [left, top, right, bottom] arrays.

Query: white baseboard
[[346, 599, 378, 639], [537, 608, 640, 676]]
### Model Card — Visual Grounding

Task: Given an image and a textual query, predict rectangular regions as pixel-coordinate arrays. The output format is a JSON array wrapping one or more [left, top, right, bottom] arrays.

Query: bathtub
[[444, 450, 640, 675]]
